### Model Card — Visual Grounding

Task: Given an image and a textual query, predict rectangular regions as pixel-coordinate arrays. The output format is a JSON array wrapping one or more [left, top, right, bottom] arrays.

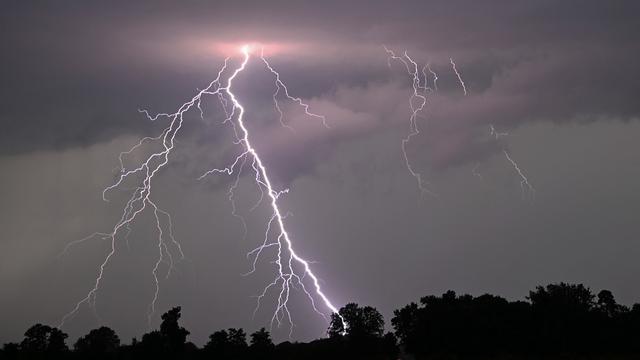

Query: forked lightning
[[59, 45, 346, 336]]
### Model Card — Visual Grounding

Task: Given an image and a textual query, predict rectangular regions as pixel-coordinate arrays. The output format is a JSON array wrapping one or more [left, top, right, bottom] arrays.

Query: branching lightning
[[59, 44, 345, 336], [384, 50, 534, 198], [260, 48, 330, 131], [58, 43, 535, 339], [384, 46, 437, 197]]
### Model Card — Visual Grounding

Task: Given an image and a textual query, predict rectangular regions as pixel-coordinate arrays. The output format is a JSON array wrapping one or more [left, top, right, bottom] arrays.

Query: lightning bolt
[[449, 58, 535, 198], [488, 125, 535, 197], [450, 57, 467, 96], [502, 149, 535, 197], [199, 46, 345, 336], [260, 48, 330, 131], [427, 63, 438, 91], [384, 46, 436, 197], [59, 44, 346, 336], [384, 52, 534, 197]]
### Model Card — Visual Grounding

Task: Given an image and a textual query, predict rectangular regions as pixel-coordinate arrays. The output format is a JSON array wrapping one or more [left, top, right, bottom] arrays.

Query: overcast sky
[[1, 0, 640, 345]]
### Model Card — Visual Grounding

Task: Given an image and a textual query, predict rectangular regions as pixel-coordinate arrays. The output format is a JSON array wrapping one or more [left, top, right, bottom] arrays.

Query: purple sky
[[1, 0, 639, 345]]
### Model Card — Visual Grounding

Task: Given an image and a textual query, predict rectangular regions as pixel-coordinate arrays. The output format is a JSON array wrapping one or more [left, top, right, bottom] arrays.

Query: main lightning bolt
[[59, 44, 345, 335], [199, 45, 345, 335]]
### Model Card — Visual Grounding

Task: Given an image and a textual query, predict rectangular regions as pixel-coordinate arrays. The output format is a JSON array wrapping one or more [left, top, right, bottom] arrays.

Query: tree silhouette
[[597, 289, 627, 317], [1, 342, 20, 358], [4, 283, 640, 359], [19, 324, 68, 357], [390, 301, 419, 348], [528, 283, 597, 352], [204, 329, 229, 354], [250, 327, 274, 350], [328, 302, 384, 338], [393, 290, 532, 357], [248, 327, 275, 359], [528, 283, 595, 312], [137, 306, 190, 357], [325, 303, 396, 360], [139, 330, 163, 356], [159, 306, 190, 353], [227, 328, 248, 350], [203, 327, 247, 359], [74, 326, 120, 357]]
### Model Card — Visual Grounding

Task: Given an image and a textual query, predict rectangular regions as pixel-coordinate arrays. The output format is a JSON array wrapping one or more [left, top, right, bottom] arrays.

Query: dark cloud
[[3, 1, 640, 156]]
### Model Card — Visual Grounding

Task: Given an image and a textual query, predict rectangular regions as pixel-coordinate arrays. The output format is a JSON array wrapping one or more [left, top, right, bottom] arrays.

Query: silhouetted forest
[[3, 283, 640, 359]]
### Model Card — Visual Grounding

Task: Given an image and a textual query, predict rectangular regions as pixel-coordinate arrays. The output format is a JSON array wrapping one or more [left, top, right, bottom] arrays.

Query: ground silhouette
[[3, 283, 640, 359]]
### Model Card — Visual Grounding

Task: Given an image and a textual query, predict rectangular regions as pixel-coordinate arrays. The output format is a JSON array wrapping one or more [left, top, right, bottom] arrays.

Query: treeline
[[2, 283, 640, 359]]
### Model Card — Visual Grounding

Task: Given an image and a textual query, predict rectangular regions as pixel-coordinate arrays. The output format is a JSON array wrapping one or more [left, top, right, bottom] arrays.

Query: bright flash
[[241, 43, 257, 54]]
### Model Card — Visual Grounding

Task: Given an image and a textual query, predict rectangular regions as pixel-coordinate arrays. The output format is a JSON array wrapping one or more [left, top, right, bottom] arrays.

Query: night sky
[[2, 1, 640, 345]]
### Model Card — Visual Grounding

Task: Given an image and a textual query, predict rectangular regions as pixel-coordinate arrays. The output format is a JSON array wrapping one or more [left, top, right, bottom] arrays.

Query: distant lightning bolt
[[450, 57, 467, 96], [59, 44, 345, 336], [385, 52, 534, 197], [503, 150, 535, 197], [449, 58, 535, 198], [384, 46, 436, 197], [488, 124, 535, 197]]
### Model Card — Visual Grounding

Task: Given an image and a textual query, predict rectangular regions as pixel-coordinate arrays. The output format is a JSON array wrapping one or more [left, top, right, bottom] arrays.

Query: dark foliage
[[3, 283, 640, 360], [14, 323, 69, 359], [202, 327, 248, 359], [324, 303, 398, 359], [249, 327, 275, 354], [392, 282, 640, 359], [74, 326, 120, 358], [328, 302, 385, 338]]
